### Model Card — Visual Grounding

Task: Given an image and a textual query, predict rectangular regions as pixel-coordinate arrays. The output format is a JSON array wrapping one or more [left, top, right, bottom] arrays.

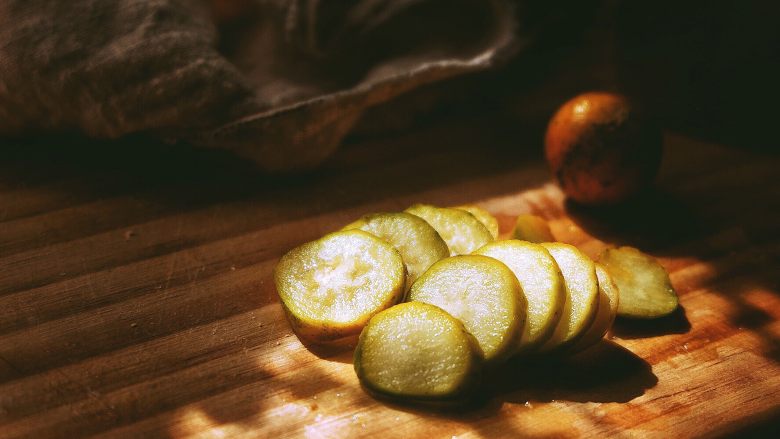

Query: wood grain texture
[[0, 120, 778, 438]]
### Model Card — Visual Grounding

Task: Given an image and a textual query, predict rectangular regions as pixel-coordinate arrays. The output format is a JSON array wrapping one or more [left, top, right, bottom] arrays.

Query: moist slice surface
[[405, 204, 493, 256], [409, 255, 525, 363], [343, 212, 449, 289], [599, 246, 678, 318], [275, 230, 406, 344], [569, 264, 620, 352], [453, 205, 499, 239], [539, 242, 599, 351], [354, 302, 481, 401], [475, 240, 565, 352], [512, 214, 555, 243]]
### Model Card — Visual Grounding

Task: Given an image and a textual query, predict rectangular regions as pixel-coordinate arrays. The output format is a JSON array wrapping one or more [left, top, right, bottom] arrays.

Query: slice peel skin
[[354, 302, 481, 402], [597, 263, 620, 321], [474, 240, 565, 353], [568, 264, 620, 353], [408, 255, 526, 364], [342, 212, 449, 290], [274, 230, 406, 345], [599, 246, 679, 318], [453, 205, 500, 239], [538, 242, 600, 352], [405, 204, 494, 256], [511, 214, 555, 243]]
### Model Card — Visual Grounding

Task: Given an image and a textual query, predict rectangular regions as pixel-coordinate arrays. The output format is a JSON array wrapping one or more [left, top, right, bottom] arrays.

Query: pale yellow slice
[[538, 243, 599, 351], [354, 302, 481, 402], [512, 214, 555, 243], [343, 212, 449, 289], [568, 264, 620, 352], [453, 205, 499, 239], [408, 255, 525, 364], [405, 204, 493, 256], [599, 246, 678, 318], [474, 240, 565, 352], [274, 230, 406, 345]]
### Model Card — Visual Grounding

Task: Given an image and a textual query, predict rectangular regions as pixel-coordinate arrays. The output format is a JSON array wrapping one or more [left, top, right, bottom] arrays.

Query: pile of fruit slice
[[274, 204, 678, 403]]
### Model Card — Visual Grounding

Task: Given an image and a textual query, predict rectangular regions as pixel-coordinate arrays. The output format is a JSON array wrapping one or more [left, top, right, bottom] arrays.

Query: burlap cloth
[[0, 0, 519, 171]]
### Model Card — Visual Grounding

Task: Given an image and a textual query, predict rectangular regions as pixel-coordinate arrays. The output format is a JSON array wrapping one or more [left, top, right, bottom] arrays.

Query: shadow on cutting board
[[611, 306, 691, 339], [563, 188, 703, 255], [489, 341, 657, 405], [383, 340, 655, 414]]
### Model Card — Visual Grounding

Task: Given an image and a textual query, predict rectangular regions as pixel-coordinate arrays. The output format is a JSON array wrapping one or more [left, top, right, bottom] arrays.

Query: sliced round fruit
[[599, 246, 678, 318], [511, 214, 555, 243], [568, 264, 620, 352], [342, 212, 449, 290], [596, 263, 620, 322], [453, 205, 499, 239], [474, 240, 565, 352], [354, 302, 481, 402], [408, 255, 525, 364], [405, 204, 493, 256], [274, 230, 406, 345], [538, 243, 599, 351]]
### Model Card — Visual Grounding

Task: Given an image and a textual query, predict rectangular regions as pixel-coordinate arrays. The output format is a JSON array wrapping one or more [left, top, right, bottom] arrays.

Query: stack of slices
[[275, 204, 677, 403]]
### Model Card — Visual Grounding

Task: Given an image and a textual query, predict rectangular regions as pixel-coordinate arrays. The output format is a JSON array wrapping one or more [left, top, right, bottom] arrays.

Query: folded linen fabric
[[0, 0, 517, 171]]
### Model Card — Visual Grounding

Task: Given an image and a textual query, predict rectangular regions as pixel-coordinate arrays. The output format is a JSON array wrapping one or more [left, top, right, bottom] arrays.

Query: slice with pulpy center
[[538, 242, 599, 351], [274, 229, 406, 345], [354, 302, 481, 402], [405, 204, 493, 256], [343, 212, 449, 289], [408, 255, 525, 364], [474, 240, 565, 352]]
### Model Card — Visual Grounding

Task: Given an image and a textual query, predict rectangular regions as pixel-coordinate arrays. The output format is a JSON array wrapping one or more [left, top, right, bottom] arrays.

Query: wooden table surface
[[0, 117, 779, 438]]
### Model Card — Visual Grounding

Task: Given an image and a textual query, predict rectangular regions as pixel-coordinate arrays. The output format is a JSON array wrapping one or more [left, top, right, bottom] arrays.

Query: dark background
[[351, 0, 780, 153]]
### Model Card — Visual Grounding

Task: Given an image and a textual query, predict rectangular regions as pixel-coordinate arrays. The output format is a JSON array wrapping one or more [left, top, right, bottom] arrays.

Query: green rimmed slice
[[274, 230, 406, 345], [596, 263, 620, 324], [354, 302, 481, 402], [474, 240, 565, 352], [538, 243, 599, 351], [568, 264, 620, 353], [599, 246, 678, 318], [405, 204, 493, 256], [453, 205, 499, 239], [511, 214, 555, 243], [343, 212, 449, 289], [408, 255, 525, 364]]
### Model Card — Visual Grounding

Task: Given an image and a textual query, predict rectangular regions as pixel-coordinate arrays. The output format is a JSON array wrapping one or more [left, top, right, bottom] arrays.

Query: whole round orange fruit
[[545, 92, 662, 205]]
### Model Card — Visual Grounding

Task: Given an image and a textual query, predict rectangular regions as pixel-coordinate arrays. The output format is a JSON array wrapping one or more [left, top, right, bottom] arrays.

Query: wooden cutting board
[[0, 119, 778, 438]]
